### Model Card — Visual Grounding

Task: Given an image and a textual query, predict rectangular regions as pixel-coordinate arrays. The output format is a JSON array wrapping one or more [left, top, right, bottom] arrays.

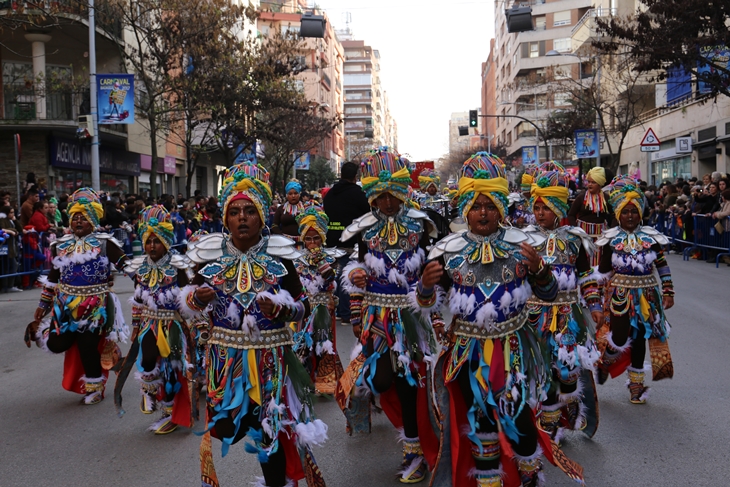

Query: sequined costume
[[32, 187, 129, 405], [335, 147, 439, 484], [115, 205, 196, 434], [183, 163, 326, 487], [292, 206, 345, 395], [524, 169, 602, 442], [595, 176, 674, 405], [421, 153, 585, 487]]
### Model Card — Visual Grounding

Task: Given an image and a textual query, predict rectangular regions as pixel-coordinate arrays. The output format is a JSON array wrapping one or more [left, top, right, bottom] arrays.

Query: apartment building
[[449, 110, 483, 156], [340, 39, 393, 159], [257, 1, 345, 173], [491, 0, 603, 167]]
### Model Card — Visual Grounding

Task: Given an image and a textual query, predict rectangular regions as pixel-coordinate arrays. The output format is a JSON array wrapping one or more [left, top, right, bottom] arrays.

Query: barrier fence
[[654, 213, 730, 267], [0, 230, 189, 290]]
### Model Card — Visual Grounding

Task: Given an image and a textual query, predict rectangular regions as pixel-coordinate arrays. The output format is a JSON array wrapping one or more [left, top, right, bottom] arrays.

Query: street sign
[[640, 128, 661, 152]]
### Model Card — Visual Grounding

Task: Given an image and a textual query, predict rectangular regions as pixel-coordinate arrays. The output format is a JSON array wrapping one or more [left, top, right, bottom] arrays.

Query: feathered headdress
[[456, 152, 509, 219]]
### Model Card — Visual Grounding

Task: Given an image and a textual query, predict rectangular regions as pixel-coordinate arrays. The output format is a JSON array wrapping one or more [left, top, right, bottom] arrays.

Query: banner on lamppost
[[522, 146, 538, 165], [574, 129, 598, 158], [698, 45, 730, 95], [97, 74, 134, 124], [294, 151, 311, 170]]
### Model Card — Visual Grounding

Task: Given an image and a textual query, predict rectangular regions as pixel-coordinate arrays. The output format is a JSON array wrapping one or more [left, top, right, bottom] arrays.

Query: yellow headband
[[457, 176, 509, 218], [587, 167, 607, 186]]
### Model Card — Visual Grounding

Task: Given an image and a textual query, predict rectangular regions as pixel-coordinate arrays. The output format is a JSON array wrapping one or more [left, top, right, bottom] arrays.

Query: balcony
[[571, 7, 617, 53], [0, 0, 123, 39], [0, 86, 126, 135], [321, 71, 331, 89]]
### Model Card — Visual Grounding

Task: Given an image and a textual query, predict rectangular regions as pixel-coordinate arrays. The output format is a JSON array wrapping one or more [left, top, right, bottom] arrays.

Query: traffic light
[[469, 110, 478, 128]]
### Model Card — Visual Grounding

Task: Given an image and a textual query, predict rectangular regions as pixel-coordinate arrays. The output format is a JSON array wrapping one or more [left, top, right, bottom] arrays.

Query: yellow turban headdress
[[608, 175, 646, 221], [529, 170, 570, 219], [296, 205, 329, 243], [456, 152, 510, 220], [360, 146, 412, 204], [138, 205, 175, 249], [587, 167, 607, 187], [219, 162, 273, 229], [67, 187, 104, 228]]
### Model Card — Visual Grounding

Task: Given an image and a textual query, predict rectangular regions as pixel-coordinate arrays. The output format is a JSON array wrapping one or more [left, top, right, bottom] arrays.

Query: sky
[[318, 0, 496, 162]]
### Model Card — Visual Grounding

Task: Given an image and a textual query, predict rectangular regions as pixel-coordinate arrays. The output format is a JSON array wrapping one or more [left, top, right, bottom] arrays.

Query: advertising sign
[[294, 151, 311, 171], [574, 129, 598, 158], [521, 146, 538, 165], [50, 135, 140, 176], [97, 74, 134, 124]]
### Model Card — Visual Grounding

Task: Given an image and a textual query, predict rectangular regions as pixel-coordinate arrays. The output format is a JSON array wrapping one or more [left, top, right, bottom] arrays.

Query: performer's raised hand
[[194, 286, 216, 304], [351, 269, 367, 289], [420, 260, 443, 290], [520, 242, 542, 274]]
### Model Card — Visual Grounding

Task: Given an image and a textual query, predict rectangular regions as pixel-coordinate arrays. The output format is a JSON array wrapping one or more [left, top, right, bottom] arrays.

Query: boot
[[517, 451, 544, 487], [596, 343, 623, 385], [564, 398, 586, 431], [82, 376, 105, 405], [538, 406, 562, 442], [472, 433, 502, 486], [136, 369, 161, 414], [399, 437, 427, 484], [149, 400, 178, 435], [627, 367, 649, 404]]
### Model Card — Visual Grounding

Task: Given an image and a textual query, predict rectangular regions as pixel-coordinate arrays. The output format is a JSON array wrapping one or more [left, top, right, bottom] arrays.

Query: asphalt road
[[0, 254, 728, 487]]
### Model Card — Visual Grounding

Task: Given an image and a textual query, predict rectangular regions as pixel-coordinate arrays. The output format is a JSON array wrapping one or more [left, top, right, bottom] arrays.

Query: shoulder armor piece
[[428, 231, 468, 260], [341, 212, 377, 242], [503, 227, 530, 245], [325, 247, 347, 259], [170, 253, 193, 270], [187, 233, 226, 264], [566, 226, 597, 256], [95, 232, 124, 249], [267, 235, 303, 260], [51, 233, 74, 248], [124, 255, 146, 274], [640, 226, 669, 245], [595, 226, 621, 246]]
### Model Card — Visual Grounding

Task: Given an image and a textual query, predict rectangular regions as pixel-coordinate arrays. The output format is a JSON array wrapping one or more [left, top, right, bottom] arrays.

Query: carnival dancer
[[292, 205, 345, 395], [418, 169, 441, 208], [115, 205, 195, 434], [418, 152, 585, 487], [523, 168, 602, 442], [594, 175, 674, 404], [26, 187, 129, 405], [335, 146, 439, 484], [272, 179, 305, 240], [182, 162, 327, 487], [568, 167, 613, 268]]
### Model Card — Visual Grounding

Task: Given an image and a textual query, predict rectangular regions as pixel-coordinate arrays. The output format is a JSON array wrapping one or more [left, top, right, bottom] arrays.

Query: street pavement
[[0, 254, 728, 487]]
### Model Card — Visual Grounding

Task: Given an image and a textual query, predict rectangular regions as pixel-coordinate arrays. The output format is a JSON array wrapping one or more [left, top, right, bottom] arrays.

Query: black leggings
[[369, 350, 419, 439], [456, 361, 537, 467], [211, 408, 287, 487], [543, 368, 578, 407], [46, 330, 102, 378], [610, 313, 647, 369], [140, 330, 159, 372]]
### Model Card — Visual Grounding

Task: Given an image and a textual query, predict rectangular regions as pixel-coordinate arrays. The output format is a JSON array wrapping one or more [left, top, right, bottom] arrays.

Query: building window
[[554, 92, 571, 106], [553, 10, 571, 27], [529, 42, 539, 58], [553, 38, 571, 53], [535, 15, 546, 30]]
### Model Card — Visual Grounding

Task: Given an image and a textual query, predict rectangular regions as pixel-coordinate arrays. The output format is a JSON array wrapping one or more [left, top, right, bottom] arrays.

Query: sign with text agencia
[[97, 74, 134, 124], [640, 127, 661, 152]]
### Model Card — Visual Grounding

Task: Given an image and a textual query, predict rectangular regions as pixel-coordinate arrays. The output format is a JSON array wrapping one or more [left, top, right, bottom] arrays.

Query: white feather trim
[[315, 340, 335, 356], [52, 249, 102, 269], [404, 248, 425, 274], [257, 289, 296, 309], [35, 317, 52, 353], [606, 331, 632, 353], [295, 419, 328, 447], [407, 284, 445, 315], [387, 268, 410, 289], [364, 253, 387, 277], [241, 314, 260, 340], [350, 343, 363, 362], [474, 302, 498, 326], [341, 260, 367, 294], [178, 284, 204, 320], [36, 275, 57, 289], [107, 292, 130, 343], [302, 274, 327, 296]]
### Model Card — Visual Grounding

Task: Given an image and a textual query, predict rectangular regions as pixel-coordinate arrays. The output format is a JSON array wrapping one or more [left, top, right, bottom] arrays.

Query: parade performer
[[524, 169, 602, 442], [27, 187, 129, 405], [272, 179, 305, 239], [595, 175, 674, 404], [419, 152, 585, 487], [182, 162, 327, 487], [335, 146, 439, 484], [115, 205, 195, 434], [520, 163, 539, 198], [568, 167, 613, 268], [292, 205, 345, 395], [418, 169, 441, 207]]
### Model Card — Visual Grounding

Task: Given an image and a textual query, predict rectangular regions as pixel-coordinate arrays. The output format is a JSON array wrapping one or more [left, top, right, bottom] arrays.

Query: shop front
[[649, 144, 691, 185], [49, 134, 140, 194], [139, 155, 177, 197]]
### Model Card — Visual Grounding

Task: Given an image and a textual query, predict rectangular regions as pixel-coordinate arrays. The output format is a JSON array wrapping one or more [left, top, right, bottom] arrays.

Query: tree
[[594, 0, 730, 99], [259, 105, 340, 194], [302, 156, 337, 190]]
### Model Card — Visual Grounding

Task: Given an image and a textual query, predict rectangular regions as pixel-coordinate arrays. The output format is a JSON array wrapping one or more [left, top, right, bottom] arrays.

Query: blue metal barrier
[[683, 215, 730, 267]]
